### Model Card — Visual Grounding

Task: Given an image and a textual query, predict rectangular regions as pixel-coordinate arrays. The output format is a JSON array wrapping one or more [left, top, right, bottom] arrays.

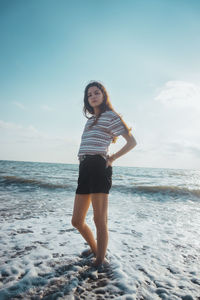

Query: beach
[[0, 160, 200, 299]]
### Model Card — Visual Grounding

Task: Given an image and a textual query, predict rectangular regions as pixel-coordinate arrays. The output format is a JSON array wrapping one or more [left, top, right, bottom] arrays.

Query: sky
[[0, 0, 200, 169]]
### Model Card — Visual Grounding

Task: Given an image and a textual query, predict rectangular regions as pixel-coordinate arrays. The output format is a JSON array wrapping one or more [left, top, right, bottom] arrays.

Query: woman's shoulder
[[102, 110, 118, 118]]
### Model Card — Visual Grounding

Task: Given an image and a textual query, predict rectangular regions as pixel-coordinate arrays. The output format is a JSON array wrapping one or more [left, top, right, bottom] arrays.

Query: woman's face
[[87, 86, 104, 108]]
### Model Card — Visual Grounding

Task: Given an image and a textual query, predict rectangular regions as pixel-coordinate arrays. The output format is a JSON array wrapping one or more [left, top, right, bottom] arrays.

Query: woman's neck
[[93, 107, 101, 116]]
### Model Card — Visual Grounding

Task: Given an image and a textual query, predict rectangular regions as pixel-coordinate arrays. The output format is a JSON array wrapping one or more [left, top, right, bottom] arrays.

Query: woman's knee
[[71, 217, 84, 229], [93, 215, 107, 228]]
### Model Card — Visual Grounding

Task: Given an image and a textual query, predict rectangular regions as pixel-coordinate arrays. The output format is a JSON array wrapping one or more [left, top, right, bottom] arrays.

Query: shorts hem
[[76, 190, 110, 194]]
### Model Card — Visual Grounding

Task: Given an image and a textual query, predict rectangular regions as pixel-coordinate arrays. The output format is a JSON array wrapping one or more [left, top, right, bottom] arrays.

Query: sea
[[0, 160, 200, 300]]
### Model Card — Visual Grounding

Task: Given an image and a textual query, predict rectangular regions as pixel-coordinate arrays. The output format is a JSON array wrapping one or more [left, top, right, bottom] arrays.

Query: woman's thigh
[[91, 193, 108, 224], [72, 194, 91, 224]]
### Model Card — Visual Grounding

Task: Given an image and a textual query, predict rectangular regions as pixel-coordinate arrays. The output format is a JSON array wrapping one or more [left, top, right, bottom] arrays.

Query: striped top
[[78, 110, 127, 160]]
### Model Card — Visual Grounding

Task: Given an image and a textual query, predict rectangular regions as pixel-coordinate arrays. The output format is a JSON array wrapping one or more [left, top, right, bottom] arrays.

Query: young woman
[[71, 81, 137, 267]]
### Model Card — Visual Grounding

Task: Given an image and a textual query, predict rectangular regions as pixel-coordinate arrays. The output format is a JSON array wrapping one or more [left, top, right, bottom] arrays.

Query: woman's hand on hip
[[106, 154, 116, 167]]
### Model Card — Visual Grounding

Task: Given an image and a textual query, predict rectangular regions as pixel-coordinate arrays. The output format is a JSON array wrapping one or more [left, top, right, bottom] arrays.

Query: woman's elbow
[[131, 139, 137, 149], [129, 136, 137, 149], [123, 132, 137, 149]]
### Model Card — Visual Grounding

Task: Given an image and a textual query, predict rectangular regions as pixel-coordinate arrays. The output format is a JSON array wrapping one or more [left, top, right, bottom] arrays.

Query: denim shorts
[[75, 154, 112, 194]]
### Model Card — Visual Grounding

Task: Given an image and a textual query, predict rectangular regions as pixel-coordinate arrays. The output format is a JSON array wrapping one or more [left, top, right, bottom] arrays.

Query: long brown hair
[[83, 81, 131, 143]]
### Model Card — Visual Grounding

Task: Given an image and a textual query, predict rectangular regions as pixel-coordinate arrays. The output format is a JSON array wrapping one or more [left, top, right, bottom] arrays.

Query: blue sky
[[0, 0, 200, 169]]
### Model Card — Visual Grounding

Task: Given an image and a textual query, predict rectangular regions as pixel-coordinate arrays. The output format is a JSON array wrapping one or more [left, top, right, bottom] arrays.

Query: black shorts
[[76, 154, 112, 194]]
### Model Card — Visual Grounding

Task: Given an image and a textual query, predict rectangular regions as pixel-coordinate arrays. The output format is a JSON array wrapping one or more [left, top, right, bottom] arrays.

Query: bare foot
[[92, 257, 109, 267], [81, 248, 96, 257]]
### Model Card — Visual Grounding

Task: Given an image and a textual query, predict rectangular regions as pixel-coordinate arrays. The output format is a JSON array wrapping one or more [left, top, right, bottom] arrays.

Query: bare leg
[[91, 193, 109, 265], [71, 194, 97, 255]]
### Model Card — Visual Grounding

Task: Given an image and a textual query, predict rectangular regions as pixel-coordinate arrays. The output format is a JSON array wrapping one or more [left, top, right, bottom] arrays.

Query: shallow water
[[0, 160, 200, 299]]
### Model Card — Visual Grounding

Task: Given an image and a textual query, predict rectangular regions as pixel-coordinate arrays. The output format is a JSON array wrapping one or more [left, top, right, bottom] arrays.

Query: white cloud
[[0, 120, 22, 130], [12, 102, 54, 112], [155, 81, 200, 110], [0, 120, 43, 139], [41, 105, 53, 111], [13, 102, 26, 110], [136, 80, 200, 168], [0, 120, 74, 143], [0, 120, 80, 163]]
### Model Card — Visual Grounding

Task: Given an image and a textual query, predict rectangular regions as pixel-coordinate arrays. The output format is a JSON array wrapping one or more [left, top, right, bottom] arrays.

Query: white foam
[[0, 167, 200, 298]]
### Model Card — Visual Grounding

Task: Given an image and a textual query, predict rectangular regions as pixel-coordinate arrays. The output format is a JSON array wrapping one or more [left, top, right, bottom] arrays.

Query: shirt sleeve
[[108, 113, 127, 137]]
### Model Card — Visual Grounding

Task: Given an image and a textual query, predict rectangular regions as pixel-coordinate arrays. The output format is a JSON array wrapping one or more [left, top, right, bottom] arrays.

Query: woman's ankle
[[93, 257, 109, 267], [81, 247, 97, 257]]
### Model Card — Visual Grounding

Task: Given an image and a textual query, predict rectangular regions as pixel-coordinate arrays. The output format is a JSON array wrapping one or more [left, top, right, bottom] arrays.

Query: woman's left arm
[[107, 132, 137, 166]]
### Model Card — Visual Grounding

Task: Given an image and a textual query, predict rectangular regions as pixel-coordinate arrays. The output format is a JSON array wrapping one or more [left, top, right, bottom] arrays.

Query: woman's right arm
[[107, 132, 137, 165]]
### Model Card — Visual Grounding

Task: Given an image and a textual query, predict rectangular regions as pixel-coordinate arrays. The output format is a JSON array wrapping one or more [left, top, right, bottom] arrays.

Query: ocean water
[[0, 160, 200, 300]]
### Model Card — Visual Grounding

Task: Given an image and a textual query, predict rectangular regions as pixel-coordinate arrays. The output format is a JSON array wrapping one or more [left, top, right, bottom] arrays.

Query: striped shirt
[[78, 110, 127, 160]]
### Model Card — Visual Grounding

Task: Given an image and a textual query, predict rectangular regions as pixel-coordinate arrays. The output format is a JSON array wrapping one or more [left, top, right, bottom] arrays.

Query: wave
[[1, 175, 200, 199], [113, 184, 200, 199], [0, 176, 70, 190]]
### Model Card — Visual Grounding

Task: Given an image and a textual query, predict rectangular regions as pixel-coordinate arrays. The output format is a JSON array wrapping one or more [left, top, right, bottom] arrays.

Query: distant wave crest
[[114, 184, 200, 199], [0, 175, 70, 190], [1, 175, 200, 199]]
